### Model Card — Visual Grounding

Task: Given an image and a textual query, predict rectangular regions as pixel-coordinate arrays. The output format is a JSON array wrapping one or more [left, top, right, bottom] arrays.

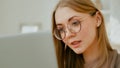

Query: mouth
[[70, 40, 82, 48]]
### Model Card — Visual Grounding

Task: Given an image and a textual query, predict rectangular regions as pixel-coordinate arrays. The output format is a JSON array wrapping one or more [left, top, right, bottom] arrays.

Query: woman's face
[[55, 7, 100, 54]]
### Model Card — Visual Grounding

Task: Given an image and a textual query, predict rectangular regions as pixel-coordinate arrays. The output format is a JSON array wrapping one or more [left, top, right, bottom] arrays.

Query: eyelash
[[72, 20, 80, 25]]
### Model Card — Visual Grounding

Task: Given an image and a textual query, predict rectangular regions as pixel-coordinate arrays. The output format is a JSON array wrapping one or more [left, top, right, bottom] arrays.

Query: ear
[[95, 11, 102, 27]]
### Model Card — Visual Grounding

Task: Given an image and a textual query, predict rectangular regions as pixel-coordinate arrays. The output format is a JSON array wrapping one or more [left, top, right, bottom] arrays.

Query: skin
[[55, 7, 102, 64]]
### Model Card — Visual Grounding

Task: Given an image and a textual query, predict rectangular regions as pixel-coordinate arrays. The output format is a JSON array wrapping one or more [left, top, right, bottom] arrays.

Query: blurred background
[[1, 0, 120, 49], [0, 0, 58, 35], [0, 0, 119, 40], [0, 0, 120, 68]]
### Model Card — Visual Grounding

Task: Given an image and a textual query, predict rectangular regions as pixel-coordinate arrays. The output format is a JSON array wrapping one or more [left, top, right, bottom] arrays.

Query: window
[[20, 23, 42, 33]]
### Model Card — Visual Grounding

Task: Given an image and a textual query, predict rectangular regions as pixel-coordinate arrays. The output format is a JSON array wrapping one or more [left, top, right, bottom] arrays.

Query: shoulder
[[115, 52, 120, 68], [109, 50, 120, 68]]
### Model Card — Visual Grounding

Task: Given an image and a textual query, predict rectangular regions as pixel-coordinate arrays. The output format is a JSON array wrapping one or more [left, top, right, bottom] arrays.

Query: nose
[[65, 28, 76, 39]]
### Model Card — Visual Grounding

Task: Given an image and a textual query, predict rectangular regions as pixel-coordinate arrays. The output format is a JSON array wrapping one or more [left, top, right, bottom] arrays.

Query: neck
[[83, 39, 100, 64]]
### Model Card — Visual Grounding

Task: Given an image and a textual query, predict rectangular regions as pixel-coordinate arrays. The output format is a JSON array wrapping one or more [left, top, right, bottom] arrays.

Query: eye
[[58, 28, 64, 33], [57, 27, 64, 33], [71, 20, 80, 26]]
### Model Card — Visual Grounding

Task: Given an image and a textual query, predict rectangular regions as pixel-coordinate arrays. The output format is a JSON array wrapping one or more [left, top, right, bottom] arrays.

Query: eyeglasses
[[54, 19, 81, 40]]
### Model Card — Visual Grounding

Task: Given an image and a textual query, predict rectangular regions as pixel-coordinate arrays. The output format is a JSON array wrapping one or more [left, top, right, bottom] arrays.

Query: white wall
[[109, 0, 120, 44], [0, 0, 58, 35]]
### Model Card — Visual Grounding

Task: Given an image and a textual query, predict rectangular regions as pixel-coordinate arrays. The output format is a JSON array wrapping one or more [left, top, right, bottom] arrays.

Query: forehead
[[55, 7, 89, 24]]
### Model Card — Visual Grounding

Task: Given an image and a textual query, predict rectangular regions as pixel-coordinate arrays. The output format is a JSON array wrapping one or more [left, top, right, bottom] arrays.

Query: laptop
[[0, 31, 58, 68]]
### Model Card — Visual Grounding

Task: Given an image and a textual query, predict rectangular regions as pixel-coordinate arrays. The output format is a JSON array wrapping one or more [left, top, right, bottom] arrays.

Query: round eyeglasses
[[54, 20, 81, 40]]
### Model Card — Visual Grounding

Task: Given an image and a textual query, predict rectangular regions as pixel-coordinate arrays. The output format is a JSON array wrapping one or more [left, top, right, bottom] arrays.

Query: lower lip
[[72, 41, 81, 48]]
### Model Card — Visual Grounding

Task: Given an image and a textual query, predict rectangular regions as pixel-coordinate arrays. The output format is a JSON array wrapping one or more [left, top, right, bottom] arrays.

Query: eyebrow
[[56, 24, 62, 26], [56, 16, 81, 25], [68, 16, 80, 22]]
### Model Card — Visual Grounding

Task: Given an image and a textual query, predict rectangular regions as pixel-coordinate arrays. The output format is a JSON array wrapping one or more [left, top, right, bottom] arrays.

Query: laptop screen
[[0, 31, 58, 68]]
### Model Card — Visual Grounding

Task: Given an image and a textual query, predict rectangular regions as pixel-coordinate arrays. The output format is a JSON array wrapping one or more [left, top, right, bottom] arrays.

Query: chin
[[73, 48, 83, 54]]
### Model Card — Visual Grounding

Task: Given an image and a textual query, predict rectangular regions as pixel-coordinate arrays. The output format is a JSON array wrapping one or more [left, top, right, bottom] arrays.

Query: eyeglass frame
[[53, 18, 82, 40], [53, 10, 98, 40]]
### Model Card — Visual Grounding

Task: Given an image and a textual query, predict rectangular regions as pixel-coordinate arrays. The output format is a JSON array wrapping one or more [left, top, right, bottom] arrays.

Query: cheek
[[62, 38, 68, 45], [80, 23, 97, 44]]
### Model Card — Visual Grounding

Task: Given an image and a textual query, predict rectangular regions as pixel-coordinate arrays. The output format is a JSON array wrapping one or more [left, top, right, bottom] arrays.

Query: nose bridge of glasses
[[65, 26, 75, 38]]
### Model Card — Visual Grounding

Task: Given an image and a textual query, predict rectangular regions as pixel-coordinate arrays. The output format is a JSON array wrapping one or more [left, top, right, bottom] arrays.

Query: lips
[[70, 40, 81, 48]]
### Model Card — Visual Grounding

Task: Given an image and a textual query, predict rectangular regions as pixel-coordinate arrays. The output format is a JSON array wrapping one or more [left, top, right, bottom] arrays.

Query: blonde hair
[[52, 0, 113, 68]]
